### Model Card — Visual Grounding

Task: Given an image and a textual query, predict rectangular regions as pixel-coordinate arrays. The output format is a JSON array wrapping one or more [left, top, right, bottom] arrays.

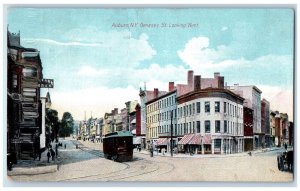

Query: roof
[[104, 131, 133, 138], [146, 90, 176, 105], [177, 88, 244, 104]]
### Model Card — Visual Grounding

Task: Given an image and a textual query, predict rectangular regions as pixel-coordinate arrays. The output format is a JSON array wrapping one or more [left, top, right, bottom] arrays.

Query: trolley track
[[60, 140, 175, 181]]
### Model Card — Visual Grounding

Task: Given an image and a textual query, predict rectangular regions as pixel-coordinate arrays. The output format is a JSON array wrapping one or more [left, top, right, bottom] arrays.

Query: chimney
[[214, 72, 220, 78], [169, 82, 175, 92], [154, 88, 159, 98], [217, 76, 224, 89], [114, 108, 118, 114], [187, 70, 194, 86], [194, 75, 201, 91]]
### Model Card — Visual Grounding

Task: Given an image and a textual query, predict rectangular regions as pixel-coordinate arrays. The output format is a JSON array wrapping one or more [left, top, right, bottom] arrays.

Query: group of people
[[46, 143, 66, 163]]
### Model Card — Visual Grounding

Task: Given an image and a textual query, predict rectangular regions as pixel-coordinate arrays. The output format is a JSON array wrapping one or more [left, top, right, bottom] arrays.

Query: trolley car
[[103, 131, 133, 162]]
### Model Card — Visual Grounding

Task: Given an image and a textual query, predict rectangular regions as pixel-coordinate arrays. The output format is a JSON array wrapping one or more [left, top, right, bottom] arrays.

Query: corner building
[[176, 87, 244, 154]]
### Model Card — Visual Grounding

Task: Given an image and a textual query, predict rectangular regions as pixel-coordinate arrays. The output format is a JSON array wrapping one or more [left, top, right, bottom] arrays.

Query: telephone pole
[[170, 110, 173, 157]]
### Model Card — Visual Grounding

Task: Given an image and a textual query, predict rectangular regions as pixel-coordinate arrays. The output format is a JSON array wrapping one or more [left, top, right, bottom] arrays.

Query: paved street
[[8, 138, 293, 182]]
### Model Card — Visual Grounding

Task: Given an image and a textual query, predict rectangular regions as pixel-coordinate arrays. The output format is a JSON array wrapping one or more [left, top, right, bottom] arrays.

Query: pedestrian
[[55, 145, 58, 158], [38, 150, 41, 161], [47, 150, 51, 163], [50, 148, 55, 161], [64, 144, 66, 149]]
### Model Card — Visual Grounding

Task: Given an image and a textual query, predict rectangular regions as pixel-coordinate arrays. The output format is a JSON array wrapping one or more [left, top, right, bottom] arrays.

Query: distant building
[[261, 98, 270, 147], [288, 121, 293, 146], [227, 85, 262, 149], [244, 107, 254, 151], [269, 111, 276, 146]]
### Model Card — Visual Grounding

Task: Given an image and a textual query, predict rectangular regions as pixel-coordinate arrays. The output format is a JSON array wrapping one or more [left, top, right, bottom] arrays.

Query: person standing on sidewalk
[[47, 150, 51, 163], [50, 148, 55, 161]]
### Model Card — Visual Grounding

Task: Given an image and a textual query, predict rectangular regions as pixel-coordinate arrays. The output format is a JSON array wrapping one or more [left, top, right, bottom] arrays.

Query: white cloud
[[177, 36, 232, 71], [50, 86, 139, 120], [22, 31, 157, 68], [221, 26, 228, 31], [22, 38, 105, 47]]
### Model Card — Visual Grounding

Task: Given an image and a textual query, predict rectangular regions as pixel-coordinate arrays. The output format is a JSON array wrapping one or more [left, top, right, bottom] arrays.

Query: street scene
[[8, 137, 293, 182], [5, 8, 294, 183]]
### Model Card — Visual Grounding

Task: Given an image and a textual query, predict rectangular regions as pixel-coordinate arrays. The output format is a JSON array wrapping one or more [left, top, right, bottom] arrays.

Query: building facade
[[7, 30, 47, 160], [177, 86, 244, 155], [244, 107, 254, 151], [146, 85, 177, 152], [261, 98, 270, 147], [227, 85, 262, 149]]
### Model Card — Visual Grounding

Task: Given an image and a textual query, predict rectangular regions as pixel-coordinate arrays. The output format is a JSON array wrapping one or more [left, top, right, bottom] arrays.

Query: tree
[[46, 109, 60, 143], [59, 112, 74, 138]]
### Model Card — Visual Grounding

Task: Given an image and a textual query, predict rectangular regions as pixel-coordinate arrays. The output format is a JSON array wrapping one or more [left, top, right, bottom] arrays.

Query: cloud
[[177, 36, 232, 71], [76, 63, 187, 90], [50, 86, 139, 120], [22, 38, 105, 47], [22, 31, 156, 69], [221, 26, 228, 31]]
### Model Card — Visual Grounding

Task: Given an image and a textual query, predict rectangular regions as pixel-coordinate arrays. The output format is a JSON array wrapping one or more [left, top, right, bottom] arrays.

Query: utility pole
[[170, 110, 173, 157]]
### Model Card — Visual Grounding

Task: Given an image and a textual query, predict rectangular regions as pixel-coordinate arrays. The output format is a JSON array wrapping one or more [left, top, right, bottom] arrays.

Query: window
[[205, 102, 210, 112], [224, 101, 227, 113], [197, 102, 201, 113], [224, 120, 228, 133], [196, 121, 201, 133], [215, 101, 220, 112], [189, 122, 192, 133], [189, 104, 192, 116], [214, 139, 221, 149], [215, 120, 221, 133], [23, 67, 37, 77], [205, 120, 210, 133], [192, 103, 195, 115]]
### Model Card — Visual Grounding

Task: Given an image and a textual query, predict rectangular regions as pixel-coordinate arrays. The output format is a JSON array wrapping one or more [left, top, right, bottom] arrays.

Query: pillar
[[221, 138, 224, 154], [211, 139, 214, 154]]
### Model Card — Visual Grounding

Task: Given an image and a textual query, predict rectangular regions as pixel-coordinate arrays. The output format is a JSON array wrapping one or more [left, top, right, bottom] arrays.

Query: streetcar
[[103, 131, 133, 162]]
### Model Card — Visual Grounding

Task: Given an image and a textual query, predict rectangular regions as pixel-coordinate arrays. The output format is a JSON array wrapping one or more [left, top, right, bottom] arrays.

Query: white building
[[177, 88, 244, 154], [227, 85, 262, 149]]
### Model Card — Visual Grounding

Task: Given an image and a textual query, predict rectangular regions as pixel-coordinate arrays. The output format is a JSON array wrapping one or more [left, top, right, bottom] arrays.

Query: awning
[[178, 134, 194, 145], [203, 134, 212, 144], [189, 134, 202, 145], [133, 137, 142, 144], [156, 138, 168, 146], [131, 118, 136, 124], [131, 129, 136, 135]]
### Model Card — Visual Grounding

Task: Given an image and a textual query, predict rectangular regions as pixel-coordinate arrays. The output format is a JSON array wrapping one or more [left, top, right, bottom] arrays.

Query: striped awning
[[178, 134, 194, 145], [156, 138, 168, 146], [189, 134, 202, 145], [203, 134, 212, 144]]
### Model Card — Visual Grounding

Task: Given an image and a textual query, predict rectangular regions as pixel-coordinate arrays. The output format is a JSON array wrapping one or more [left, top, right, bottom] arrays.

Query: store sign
[[39, 79, 54, 88]]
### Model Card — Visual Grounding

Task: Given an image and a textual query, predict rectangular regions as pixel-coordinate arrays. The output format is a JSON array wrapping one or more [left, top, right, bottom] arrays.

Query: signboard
[[39, 79, 54, 88]]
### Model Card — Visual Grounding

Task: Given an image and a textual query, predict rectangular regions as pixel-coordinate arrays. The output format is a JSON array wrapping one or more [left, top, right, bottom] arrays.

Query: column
[[201, 143, 204, 154], [221, 138, 224, 154], [211, 139, 214, 154]]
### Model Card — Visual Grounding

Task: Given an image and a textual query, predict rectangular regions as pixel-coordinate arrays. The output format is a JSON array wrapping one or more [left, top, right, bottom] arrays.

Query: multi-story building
[[177, 75, 244, 155], [7, 30, 47, 160], [95, 118, 103, 142], [261, 98, 270, 147], [269, 111, 276, 146], [288, 121, 293, 146], [227, 85, 262, 149], [146, 83, 177, 152], [244, 107, 254, 151], [140, 87, 167, 149]]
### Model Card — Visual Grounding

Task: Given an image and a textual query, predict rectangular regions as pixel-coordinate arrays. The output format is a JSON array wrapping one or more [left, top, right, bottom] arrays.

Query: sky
[[7, 8, 294, 121]]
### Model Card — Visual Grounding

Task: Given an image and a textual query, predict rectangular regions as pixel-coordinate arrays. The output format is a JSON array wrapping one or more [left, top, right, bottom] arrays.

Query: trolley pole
[[170, 111, 173, 157]]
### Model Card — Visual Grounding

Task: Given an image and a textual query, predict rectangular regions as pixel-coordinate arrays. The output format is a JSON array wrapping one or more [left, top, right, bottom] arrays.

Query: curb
[[7, 164, 58, 176]]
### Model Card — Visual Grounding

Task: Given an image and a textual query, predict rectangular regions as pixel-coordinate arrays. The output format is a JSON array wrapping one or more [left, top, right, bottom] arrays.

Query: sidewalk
[[133, 146, 282, 158], [7, 142, 62, 176]]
